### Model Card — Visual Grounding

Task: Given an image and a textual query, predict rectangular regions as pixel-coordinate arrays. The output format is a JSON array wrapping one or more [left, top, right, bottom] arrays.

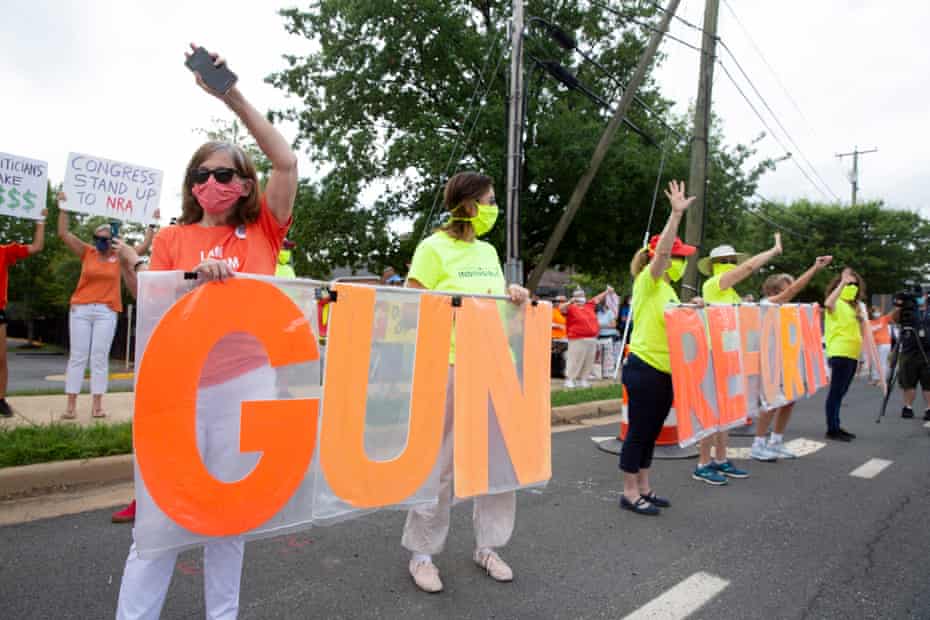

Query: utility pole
[[504, 0, 525, 285], [526, 0, 682, 292], [836, 146, 878, 206], [681, 0, 720, 301]]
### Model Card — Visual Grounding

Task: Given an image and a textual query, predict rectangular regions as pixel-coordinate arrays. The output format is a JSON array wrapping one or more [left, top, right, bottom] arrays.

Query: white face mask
[[574, 297, 586, 305], [872, 312, 880, 318]]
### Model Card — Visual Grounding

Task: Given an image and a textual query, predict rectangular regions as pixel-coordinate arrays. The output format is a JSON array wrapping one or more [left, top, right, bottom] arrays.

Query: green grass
[[551, 384, 623, 408], [0, 422, 133, 468]]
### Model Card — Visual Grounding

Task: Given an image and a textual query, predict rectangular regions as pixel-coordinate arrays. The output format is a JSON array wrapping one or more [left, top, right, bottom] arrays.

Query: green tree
[[268, 0, 768, 285]]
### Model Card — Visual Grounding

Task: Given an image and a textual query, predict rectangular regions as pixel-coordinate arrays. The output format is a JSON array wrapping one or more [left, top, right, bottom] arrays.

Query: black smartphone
[[109, 221, 121, 239], [184, 46, 238, 94]]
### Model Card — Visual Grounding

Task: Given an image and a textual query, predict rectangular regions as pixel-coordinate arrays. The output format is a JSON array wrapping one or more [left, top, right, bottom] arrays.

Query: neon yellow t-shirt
[[408, 231, 506, 363], [629, 268, 680, 374], [275, 264, 296, 279], [702, 274, 741, 304], [825, 300, 862, 359]]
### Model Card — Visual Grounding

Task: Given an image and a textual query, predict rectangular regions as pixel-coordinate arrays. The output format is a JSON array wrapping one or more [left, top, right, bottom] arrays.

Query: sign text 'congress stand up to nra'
[[0, 152, 48, 220], [62, 152, 163, 224]]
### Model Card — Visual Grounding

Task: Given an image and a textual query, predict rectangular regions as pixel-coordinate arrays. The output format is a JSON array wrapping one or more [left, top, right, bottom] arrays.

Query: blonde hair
[[762, 273, 793, 298], [630, 248, 650, 277]]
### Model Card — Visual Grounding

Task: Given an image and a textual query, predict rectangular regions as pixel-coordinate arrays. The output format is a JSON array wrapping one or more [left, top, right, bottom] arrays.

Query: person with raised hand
[[401, 171, 529, 593], [822, 267, 867, 441], [113, 43, 298, 620], [619, 180, 699, 516], [691, 233, 782, 486], [0, 210, 46, 418], [751, 255, 833, 461]]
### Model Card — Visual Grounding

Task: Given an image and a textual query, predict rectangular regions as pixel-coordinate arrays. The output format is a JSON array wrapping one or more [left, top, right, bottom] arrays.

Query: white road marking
[[924, 421, 930, 429], [590, 435, 615, 443], [726, 438, 826, 460], [850, 458, 893, 479], [622, 572, 730, 620]]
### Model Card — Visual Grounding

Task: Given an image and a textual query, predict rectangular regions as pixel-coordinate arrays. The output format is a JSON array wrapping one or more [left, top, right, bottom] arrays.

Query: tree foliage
[[268, 0, 769, 285]]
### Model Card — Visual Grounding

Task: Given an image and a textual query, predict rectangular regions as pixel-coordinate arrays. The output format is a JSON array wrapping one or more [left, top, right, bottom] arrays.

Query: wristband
[[133, 258, 149, 272]]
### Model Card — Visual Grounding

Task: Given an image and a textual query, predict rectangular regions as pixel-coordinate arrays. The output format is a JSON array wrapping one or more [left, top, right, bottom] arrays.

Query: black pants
[[620, 354, 674, 474], [825, 356, 857, 433]]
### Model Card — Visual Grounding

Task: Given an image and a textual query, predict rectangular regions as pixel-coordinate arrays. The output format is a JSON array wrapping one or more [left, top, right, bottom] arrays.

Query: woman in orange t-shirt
[[56, 200, 157, 419], [111, 44, 298, 620]]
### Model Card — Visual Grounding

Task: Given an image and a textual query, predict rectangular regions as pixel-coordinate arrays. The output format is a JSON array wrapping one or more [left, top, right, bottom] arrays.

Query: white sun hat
[[698, 244, 749, 276]]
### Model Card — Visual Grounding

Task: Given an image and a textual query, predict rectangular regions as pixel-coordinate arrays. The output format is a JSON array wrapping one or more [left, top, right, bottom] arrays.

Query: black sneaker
[[924, 410, 930, 422], [902, 406, 915, 419], [838, 428, 857, 439], [620, 495, 660, 516], [0, 399, 12, 418], [825, 430, 851, 442]]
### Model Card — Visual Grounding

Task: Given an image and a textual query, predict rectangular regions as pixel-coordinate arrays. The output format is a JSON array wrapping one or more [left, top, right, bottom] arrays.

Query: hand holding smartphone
[[184, 45, 238, 95]]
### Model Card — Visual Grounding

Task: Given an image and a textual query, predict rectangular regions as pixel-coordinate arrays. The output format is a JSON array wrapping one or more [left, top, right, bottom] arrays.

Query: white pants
[[565, 338, 597, 382], [115, 365, 274, 620], [402, 371, 515, 556], [873, 344, 891, 382], [66, 303, 117, 394]]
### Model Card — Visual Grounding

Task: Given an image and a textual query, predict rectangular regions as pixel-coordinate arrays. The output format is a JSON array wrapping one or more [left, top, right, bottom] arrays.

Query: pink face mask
[[192, 177, 244, 216]]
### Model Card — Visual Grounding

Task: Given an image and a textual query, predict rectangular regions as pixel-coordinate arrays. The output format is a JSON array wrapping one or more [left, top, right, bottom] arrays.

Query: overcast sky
[[3, 0, 927, 227]]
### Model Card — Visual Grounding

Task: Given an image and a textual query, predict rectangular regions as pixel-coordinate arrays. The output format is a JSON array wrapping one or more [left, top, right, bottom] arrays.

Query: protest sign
[[131, 274, 551, 556], [0, 152, 48, 220], [62, 152, 162, 224]]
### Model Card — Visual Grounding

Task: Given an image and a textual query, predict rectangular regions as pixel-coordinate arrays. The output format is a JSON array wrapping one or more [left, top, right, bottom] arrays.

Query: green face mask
[[453, 203, 499, 236], [841, 284, 858, 301], [666, 258, 686, 282], [278, 250, 292, 266], [713, 263, 736, 277]]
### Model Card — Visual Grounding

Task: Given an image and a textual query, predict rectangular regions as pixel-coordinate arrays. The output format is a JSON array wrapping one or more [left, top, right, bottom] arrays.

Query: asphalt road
[[1, 382, 928, 619], [7, 340, 134, 393]]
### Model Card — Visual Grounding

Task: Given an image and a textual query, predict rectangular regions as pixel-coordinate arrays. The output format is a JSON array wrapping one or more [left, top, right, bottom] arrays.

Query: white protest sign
[[62, 152, 163, 225], [0, 152, 48, 221]]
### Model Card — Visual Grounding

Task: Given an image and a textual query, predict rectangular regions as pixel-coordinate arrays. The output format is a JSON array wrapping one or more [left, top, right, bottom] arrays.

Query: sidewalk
[[2, 392, 135, 428]]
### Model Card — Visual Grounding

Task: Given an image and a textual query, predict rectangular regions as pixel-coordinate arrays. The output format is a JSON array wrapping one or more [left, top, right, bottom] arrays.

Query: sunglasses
[[192, 167, 238, 185], [715, 257, 739, 264]]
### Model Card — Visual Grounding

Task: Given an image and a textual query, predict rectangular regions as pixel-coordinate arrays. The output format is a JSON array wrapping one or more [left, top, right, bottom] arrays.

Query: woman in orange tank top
[[56, 198, 156, 419]]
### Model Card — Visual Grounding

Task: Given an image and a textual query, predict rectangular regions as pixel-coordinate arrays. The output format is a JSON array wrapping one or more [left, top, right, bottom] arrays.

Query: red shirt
[[563, 301, 599, 339], [0, 244, 29, 310], [149, 195, 290, 386]]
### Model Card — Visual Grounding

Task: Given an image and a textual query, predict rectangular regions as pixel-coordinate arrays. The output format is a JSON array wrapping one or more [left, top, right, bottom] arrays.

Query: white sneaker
[[579, 379, 591, 389], [768, 439, 798, 459], [409, 558, 443, 593], [750, 442, 778, 462], [564, 379, 576, 389], [474, 549, 513, 582]]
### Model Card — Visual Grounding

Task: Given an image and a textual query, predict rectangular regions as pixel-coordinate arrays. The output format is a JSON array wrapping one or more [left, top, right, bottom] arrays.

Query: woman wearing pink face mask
[[113, 44, 298, 620]]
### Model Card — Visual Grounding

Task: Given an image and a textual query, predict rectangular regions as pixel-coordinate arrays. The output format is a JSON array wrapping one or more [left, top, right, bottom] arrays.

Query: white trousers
[[116, 365, 274, 620], [873, 344, 891, 382], [565, 338, 597, 382], [401, 370, 515, 556], [66, 303, 117, 394]]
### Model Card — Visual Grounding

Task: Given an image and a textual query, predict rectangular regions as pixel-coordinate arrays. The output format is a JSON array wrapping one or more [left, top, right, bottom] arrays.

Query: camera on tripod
[[893, 283, 925, 332]]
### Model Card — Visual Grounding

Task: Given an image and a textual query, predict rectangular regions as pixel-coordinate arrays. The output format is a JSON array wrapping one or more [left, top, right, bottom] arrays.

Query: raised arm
[[768, 255, 832, 304], [187, 44, 298, 226], [825, 269, 855, 312], [27, 209, 47, 255], [591, 286, 614, 306], [134, 210, 159, 255], [648, 180, 694, 280], [56, 194, 88, 257], [718, 233, 783, 291]]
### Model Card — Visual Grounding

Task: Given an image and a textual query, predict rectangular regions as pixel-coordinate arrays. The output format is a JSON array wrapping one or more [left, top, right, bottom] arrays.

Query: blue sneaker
[[692, 465, 728, 486], [710, 460, 749, 479]]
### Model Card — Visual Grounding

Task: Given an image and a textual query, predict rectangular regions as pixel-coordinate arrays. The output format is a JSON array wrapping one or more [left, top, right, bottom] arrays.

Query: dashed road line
[[622, 571, 730, 620], [850, 458, 893, 479]]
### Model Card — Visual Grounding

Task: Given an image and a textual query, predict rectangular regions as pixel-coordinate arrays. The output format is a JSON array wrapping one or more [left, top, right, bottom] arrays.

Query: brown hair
[[826, 268, 867, 305], [630, 248, 650, 277], [762, 273, 793, 298], [438, 171, 493, 241], [179, 141, 260, 227]]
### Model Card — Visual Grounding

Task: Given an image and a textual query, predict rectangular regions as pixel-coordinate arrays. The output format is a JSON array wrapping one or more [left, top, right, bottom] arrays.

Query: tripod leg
[[877, 341, 900, 422]]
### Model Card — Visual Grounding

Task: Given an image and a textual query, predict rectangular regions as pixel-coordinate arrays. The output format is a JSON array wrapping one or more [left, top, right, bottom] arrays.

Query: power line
[[592, 1, 712, 58], [717, 39, 841, 202], [715, 60, 835, 202]]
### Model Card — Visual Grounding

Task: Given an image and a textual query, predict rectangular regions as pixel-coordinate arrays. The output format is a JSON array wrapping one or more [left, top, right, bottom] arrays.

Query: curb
[[0, 401, 622, 497], [0, 454, 133, 498]]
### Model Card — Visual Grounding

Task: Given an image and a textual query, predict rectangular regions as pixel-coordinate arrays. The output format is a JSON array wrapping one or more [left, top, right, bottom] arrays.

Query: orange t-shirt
[[149, 195, 290, 386], [551, 307, 567, 340], [870, 314, 893, 346], [0, 243, 30, 310], [70, 246, 123, 313]]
